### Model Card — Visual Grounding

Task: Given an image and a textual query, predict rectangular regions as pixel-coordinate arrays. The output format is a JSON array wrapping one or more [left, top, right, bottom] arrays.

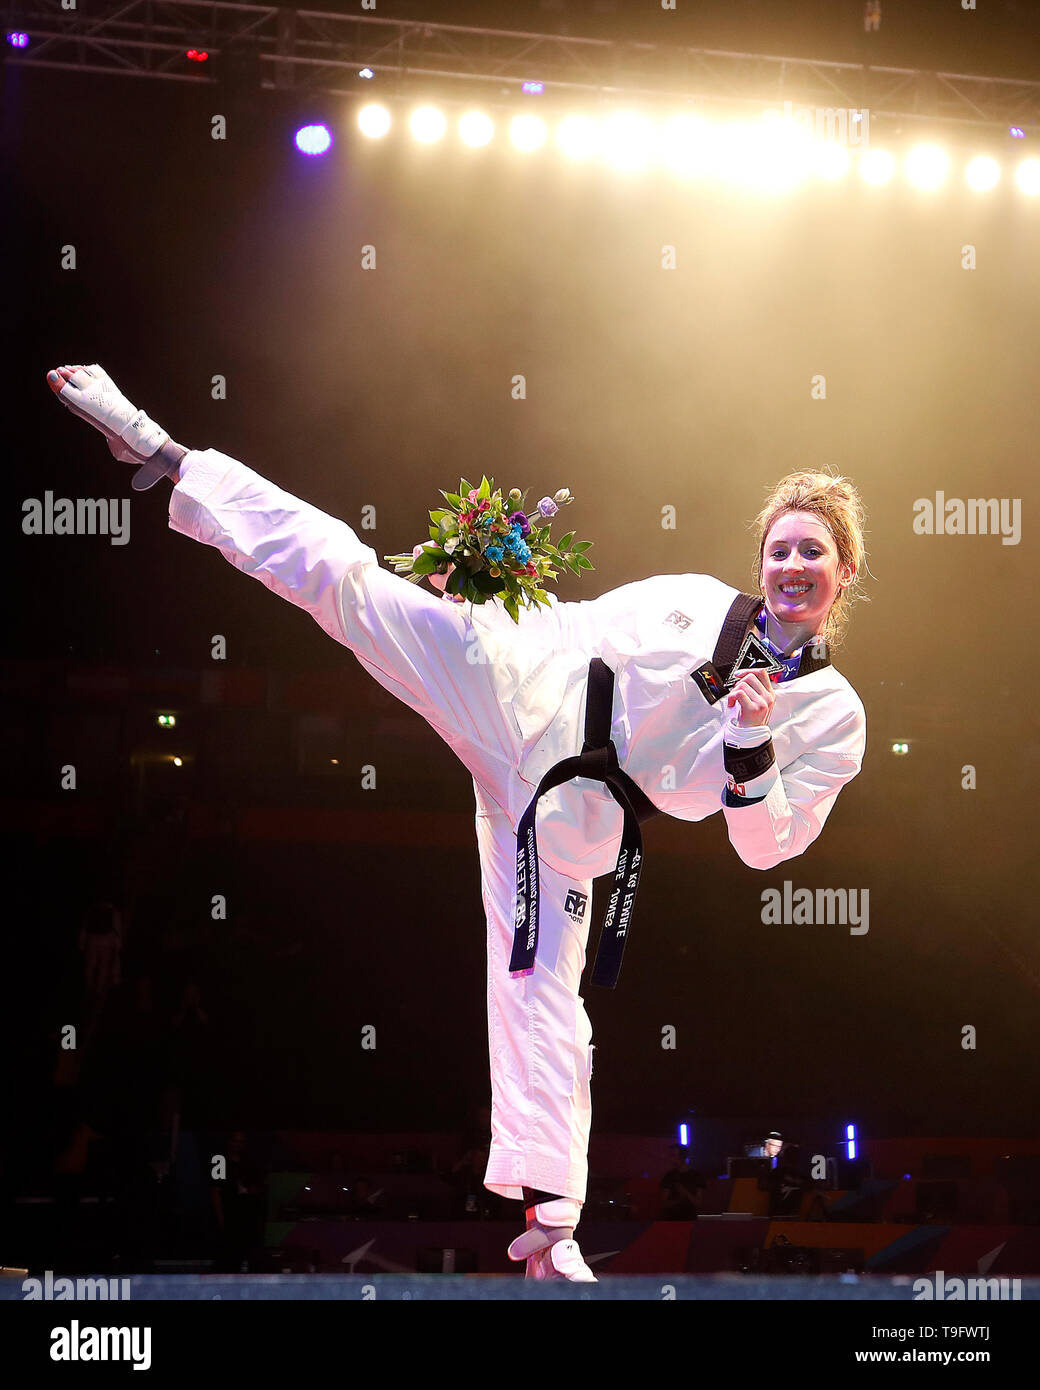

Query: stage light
[[521, 81, 545, 95], [659, 114, 716, 178], [601, 111, 654, 172], [846, 1123, 857, 1161], [815, 140, 851, 181], [157, 713, 176, 728], [172, 757, 183, 767], [556, 115, 600, 161], [713, 122, 754, 185], [1009, 127, 1025, 139], [458, 111, 494, 148], [6, 31, 29, 48], [678, 1122, 689, 1147], [965, 156, 999, 191], [905, 144, 949, 190], [357, 103, 391, 139], [1016, 158, 1040, 195], [410, 106, 447, 143], [358, 67, 374, 80], [860, 148, 895, 185], [756, 114, 816, 189], [185, 49, 208, 63], [892, 741, 909, 755], [509, 114, 547, 152], [295, 124, 332, 156], [724, 120, 812, 191]]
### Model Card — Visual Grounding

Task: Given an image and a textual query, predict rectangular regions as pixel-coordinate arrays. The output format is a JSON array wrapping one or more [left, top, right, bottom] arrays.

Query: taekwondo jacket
[[167, 449, 867, 884]]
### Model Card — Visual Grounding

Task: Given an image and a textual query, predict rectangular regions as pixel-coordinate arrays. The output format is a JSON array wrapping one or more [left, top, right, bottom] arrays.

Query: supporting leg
[[474, 792, 597, 1208]]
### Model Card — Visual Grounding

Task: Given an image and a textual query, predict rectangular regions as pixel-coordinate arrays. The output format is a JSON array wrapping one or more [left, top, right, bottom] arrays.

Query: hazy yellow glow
[[509, 115, 547, 152], [860, 148, 895, 185], [1015, 158, 1040, 195]]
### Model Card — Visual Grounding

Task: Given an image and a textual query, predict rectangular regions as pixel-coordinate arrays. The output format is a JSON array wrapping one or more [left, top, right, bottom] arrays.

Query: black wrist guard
[[723, 738, 776, 784]]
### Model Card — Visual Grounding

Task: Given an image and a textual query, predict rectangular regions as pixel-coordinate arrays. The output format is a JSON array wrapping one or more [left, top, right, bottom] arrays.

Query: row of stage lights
[[293, 104, 1040, 196]]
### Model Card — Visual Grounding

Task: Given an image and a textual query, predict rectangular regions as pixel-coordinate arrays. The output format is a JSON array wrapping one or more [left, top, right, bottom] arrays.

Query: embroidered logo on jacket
[[664, 610, 691, 631], [564, 890, 589, 923]]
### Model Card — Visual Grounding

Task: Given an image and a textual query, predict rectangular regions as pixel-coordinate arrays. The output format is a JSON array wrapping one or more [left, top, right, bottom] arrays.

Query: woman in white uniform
[[46, 363, 868, 1282]]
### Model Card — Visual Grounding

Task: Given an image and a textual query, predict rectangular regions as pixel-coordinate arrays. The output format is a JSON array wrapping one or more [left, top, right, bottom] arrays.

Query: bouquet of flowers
[[384, 476, 594, 624]]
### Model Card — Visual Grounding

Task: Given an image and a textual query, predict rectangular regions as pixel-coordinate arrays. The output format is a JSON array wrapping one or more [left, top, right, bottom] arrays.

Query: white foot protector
[[54, 364, 179, 489]]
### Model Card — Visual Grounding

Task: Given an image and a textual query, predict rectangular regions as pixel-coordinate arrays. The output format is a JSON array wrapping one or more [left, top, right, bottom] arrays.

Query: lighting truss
[[5, 1, 1040, 131]]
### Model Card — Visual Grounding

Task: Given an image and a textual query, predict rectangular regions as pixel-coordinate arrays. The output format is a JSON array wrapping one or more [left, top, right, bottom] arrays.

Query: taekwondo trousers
[[306, 530, 596, 1205]]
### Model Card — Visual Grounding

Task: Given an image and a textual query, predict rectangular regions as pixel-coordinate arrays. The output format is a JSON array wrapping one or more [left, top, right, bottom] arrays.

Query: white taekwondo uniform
[[167, 447, 867, 1206]]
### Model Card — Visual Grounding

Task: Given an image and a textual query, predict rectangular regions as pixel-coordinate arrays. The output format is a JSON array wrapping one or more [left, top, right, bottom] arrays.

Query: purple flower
[[536, 497, 558, 519], [508, 510, 531, 537]]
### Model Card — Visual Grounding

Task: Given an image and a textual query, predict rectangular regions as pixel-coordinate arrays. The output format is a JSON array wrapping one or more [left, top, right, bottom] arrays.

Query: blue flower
[[484, 544, 505, 563]]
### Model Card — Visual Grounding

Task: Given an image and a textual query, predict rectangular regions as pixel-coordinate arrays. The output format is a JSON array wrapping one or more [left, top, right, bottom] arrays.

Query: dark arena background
[[4, 0, 1040, 1362]]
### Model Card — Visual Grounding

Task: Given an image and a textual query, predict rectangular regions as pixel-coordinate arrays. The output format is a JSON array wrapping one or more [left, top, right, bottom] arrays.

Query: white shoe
[[49, 363, 175, 484], [522, 1238, 598, 1282], [506, 1198, 599, 1282]]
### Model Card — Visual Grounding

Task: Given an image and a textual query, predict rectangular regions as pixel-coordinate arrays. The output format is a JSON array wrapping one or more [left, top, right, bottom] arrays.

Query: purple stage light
[[1010, 127, 1025, 139], [295, 124, 332, 156], [7, 31, 30, 47]]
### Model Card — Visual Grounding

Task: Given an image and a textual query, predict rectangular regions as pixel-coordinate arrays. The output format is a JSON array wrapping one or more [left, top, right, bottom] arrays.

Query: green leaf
[[411, 548, 439, 575], [576, 555, 594, 571], [557, 531, 575, 551], [447, 565, 467, 595], [571, 540, 593, 553], [504, 592, 520, 624], [477, 476, 492, 500]]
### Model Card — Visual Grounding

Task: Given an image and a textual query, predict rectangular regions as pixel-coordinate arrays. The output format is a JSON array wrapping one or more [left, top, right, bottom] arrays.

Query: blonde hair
[[751, 470, 867, 649]]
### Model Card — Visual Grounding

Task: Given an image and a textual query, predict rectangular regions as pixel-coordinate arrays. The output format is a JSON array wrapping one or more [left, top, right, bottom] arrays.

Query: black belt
[[508, 657, 661, 990]]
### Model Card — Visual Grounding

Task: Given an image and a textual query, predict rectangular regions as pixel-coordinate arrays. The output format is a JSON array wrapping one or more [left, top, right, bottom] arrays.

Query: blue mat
[[6, 1273, 1039, 1301]]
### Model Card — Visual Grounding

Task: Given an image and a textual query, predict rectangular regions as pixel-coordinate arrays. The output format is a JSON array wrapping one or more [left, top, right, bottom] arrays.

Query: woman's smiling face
[[761, 509, 851, 636]]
